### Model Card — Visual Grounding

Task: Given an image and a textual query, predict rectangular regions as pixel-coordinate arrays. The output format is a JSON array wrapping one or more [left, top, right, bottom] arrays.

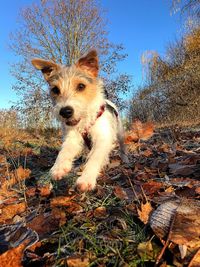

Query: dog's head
[[32, 50, 103, 126]]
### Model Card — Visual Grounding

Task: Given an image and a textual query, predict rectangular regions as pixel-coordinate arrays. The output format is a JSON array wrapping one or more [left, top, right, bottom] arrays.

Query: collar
[[82, 104, 105, 149]]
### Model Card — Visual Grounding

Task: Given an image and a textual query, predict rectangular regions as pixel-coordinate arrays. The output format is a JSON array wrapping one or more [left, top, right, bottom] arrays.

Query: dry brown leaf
[[195, 187, 200, 195], [27, 213, 62, 236], [66, 255, 89, 267], [2, 166, 31, 190], [142, 149, 153, 157], [169, 163, 196, 176], [93, 206, 108, 219], [25, 187, 36, 198], [137, 201, 153, 224], [188, 248, 200, 267], [171, 202, 200, 248], [50, 195, 76, 206], [51, 207, 67, 226], [0, 202, 26, 224], [50, 196, 83, 214], [38, 183, 52, 197], [142, 181, 163, 195], [0, 242, 27, 267], [125, 120, 154, 144], [113, 186, 129, 200]]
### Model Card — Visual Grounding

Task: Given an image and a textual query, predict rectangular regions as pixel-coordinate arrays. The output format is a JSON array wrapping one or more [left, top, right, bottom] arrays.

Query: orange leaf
[[66, 255, 89, 267], [25, 187, 36, 198], [50, 196, 83, 214], [0, 242, 27, 267], [2, 166, 31, 190], [0, 202, 26, 224], [125, 120, 154, 144], [50, 196, 76, 206], [137, 201, 153, 224], [38, 183, 52, 197]]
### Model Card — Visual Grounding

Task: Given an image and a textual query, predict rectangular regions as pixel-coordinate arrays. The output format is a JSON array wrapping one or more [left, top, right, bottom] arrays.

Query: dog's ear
[[31, 58, 59, 81], [76, 50, 99, 77]]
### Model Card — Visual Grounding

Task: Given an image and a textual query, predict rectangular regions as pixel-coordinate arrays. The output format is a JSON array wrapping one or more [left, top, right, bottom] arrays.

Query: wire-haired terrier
[[32, 50, 128, 192]]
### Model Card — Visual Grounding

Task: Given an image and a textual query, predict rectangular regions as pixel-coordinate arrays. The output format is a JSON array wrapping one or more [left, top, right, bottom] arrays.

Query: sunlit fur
[[32, 50, 128, 192]]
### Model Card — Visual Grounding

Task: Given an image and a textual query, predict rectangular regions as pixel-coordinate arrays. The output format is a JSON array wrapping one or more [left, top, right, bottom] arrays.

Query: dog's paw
[[50, 162, 71, 180], [75, 176, 96, 192]]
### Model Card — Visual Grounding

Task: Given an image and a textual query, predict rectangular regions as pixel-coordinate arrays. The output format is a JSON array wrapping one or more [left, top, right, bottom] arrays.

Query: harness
[[82, 103, 118, 150]]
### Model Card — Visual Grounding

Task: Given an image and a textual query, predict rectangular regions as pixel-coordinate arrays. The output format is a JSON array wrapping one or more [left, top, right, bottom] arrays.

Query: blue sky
[[0, 0, 182, 109]]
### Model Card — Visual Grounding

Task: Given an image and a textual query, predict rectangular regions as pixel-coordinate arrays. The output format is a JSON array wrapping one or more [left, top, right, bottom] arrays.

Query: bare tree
[[172, 0, 200, 26], [10, 0, 131, 129]]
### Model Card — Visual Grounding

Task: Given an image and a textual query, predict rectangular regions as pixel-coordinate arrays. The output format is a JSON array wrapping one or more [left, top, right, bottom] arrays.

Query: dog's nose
[[59, 106, 74, 119]]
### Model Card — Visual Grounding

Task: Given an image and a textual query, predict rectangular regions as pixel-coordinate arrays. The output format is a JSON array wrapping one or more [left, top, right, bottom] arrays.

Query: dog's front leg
[[76, 127, 113, 192], [51, 130, 83, 180]]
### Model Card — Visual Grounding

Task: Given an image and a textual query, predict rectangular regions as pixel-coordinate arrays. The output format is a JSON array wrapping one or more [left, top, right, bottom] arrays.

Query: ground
[[0, 123, 200, 267]]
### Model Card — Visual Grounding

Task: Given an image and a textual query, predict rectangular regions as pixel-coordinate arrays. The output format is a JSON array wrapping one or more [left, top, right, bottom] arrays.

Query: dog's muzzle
[[59, 106, 80, 126], [59, 106, 74, 119]]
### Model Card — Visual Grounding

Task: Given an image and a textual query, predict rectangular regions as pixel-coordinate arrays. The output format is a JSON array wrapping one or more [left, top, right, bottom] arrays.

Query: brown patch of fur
[[76, 50, 99, 77], [71, 76, 98, 102], [48, 70, 98, 104], [31, 58, 60, 81]]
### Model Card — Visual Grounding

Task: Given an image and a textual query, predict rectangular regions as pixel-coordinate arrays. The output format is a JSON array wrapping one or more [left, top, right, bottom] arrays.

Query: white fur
[[50, 92, 126, 191]]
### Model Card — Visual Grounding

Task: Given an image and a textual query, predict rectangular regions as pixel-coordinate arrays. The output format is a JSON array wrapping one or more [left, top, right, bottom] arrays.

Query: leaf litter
[[0, 123, 200, 266]]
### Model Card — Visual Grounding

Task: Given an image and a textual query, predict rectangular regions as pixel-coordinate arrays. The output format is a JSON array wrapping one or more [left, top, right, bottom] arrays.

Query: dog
[[31, 50, 128, 192]]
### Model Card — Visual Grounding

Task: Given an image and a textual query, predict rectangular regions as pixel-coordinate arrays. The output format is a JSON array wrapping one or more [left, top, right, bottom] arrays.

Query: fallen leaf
[[150, 199, 200, 250], [38, 183, 52, 197], [50, 196, 76, 206], [27, 213, 60, 237], [188, 248, 200, 267], [195, 187, 200, 195], [169, 163, 196, 176], [93, 207, 108, 219], [113, 186, 129, 200], [50, 197, 83, 214], [51, 208, 66, 226], [25, 187, 36, 197], [137, 201, 153, 224], [142, 181, 163, 195], [0, 242, 27, 267], [125, 120, 154, 144], [142, 149, 153, 157], [171, 200, 200, 248], [0, 202, 26, 224], [66, 255, 89, 267], [3, 166, 31, 190]]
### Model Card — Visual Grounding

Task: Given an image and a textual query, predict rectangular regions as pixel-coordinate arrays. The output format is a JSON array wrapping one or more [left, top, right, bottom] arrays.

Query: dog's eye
[[51, 86, 60, 95], [77, 83, 86, 91]]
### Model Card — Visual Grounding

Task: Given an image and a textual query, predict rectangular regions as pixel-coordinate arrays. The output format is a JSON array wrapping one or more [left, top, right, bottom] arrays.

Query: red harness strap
[[82, 104, 105, 150]]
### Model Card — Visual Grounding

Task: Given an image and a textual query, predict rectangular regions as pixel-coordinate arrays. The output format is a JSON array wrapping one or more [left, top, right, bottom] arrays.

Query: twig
[[127, 175, 140, 204], [140, 185, 148, 203]]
